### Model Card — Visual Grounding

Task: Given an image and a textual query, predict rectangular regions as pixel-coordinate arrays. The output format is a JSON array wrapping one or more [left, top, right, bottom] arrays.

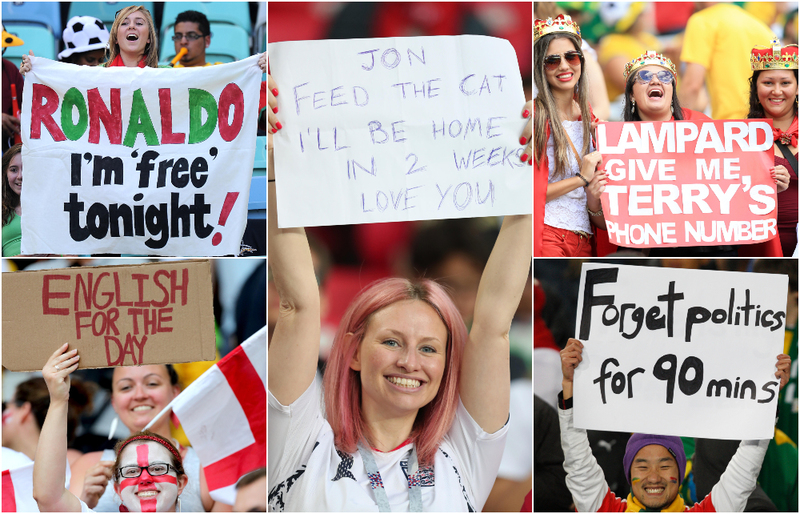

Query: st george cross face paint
[[116, 442, 180, 512]]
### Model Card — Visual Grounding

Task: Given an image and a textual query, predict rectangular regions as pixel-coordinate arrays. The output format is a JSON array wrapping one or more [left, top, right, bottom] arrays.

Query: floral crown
[[623, 50, 677, 80], [117, 434, 182, 465], [534, 14, 581, 43], [751, 38, 798, 71]]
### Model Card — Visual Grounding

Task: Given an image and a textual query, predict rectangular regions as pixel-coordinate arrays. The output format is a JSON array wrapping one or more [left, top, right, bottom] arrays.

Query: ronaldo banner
[[596, 119, 778, 249], [19, 55, 262, 256]]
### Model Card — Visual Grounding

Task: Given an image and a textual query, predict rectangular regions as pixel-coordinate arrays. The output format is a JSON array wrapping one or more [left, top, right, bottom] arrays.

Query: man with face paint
[[556, 338, 791, 512], [32, 344, 190, 512]]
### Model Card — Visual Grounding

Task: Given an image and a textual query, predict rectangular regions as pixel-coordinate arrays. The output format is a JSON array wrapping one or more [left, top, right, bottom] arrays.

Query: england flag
[[148, 327, 266, 505]]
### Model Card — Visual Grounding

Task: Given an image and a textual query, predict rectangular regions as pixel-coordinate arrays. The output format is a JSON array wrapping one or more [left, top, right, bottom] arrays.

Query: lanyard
[[357, 442, 423, 512]]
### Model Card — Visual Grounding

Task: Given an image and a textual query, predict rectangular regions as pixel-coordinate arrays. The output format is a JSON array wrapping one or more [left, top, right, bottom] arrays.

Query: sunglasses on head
[[635, 69, 674, 85], [543, 51, 582, 71]]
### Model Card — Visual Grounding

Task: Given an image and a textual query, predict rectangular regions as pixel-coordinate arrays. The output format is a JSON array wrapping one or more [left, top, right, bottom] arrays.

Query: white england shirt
[[268, 381, 508, 512]]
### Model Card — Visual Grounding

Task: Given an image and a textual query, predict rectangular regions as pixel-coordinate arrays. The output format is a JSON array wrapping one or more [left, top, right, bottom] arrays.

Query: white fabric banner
[[20, 56, 262, 256], [269, 35, 531, 228], [573, 263, 787, 440]]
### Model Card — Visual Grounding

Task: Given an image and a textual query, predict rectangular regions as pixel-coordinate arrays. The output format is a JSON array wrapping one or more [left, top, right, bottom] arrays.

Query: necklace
[[358, 442, 422, 512]]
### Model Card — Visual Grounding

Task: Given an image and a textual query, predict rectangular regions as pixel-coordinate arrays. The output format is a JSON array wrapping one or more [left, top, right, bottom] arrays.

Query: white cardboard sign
[[268, 35, 530, 228], [574, 263, 787, 440]]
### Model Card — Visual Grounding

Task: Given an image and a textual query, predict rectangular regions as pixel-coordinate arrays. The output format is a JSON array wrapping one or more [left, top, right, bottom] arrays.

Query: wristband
[[576, 173, 589, 186], [557, 390, 573, 410]]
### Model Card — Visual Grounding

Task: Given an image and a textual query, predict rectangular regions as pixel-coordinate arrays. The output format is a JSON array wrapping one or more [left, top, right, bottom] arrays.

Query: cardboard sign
[[596, 120, 777, 248], [574, 263, 787, 440], [269, 35, 530, 228], [2, 260, 216, 371], [20, 56, 263, 256]]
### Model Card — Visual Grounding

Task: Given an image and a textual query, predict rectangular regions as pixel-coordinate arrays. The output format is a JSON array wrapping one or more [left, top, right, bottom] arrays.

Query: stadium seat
[[2, 1, 62, 39], [2, 24, 57, 67], [68, 2, 155, 29], [161, 2, 251, 38], [161, 23, 251, 64], [248, 175, 266, 215], [248, 137, 267, 217]]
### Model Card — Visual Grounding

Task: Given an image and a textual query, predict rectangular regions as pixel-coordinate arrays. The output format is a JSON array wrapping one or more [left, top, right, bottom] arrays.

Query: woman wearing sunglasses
[[612, 51, 786, 257], [534, 14, 607, 257]]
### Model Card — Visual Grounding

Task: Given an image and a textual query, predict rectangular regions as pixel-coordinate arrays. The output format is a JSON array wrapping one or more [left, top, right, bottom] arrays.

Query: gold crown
[[623, 51, 677, 80], [750, 38, 798, 71], [534, 14, 581, 43]]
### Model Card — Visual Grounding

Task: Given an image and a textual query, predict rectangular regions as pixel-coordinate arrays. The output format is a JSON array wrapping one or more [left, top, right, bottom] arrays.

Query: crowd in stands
[[534, 2, 798, 258]]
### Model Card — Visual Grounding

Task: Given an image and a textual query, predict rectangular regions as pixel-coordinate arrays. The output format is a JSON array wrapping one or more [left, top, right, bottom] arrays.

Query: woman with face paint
[[68, 365, 211, 512], [33, 344, 190, 512]]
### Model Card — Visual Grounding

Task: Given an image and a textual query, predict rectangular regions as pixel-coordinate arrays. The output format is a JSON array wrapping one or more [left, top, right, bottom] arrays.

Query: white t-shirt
[[268, 381, 508, 511]]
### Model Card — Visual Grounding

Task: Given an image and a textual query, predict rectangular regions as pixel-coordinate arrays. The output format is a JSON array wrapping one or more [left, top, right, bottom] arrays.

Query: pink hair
[[323, 278, 466, 466]]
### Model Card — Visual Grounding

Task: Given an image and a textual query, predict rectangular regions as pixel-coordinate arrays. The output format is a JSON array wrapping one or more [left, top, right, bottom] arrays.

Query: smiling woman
[[534, 14, 607, 257], [747, 39, 798, 257], [267, 130, 532, 510], [67, 365, 211, 512]]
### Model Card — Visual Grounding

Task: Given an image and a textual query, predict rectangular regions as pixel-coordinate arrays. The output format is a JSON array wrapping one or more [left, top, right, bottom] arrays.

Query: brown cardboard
[[2, 260, 216, 371]]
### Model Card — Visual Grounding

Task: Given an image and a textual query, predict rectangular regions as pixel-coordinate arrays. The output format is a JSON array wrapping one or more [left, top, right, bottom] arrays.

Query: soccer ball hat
[[58, 16, 109, 60]]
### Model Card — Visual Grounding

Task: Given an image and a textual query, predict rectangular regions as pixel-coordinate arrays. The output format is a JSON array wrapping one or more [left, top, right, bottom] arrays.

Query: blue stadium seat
[[248, 175, 266, 214], [67, 2, 155, 29], [161, 2, 251, 38], [2, 2, 61, 39], [161, 23, 251, 64], [248, 137, 267, 216], [2, 24, 57, 68]]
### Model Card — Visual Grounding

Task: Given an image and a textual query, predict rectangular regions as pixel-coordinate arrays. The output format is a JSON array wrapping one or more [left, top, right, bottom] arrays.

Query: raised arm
[[460, 213, 532, 432], [267, 98, 321, 405], [33, 343, 82, 512]]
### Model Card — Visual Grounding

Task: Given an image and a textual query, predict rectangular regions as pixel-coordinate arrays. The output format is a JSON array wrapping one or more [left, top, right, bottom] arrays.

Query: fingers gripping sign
[[560, 338, 583, 400], [776, 353, 792, 390], [521, 100, 532, 165], [44, 343, 80, 403]]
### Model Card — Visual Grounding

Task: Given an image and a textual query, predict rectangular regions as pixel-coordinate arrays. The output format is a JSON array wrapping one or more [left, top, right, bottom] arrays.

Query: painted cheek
[[669, 477, 679, 484]]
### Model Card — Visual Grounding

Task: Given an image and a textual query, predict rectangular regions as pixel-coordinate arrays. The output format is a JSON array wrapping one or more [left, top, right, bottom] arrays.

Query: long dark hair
[[746, 69, 799, 119], [2, 143, 22, 226], [623, 71, 684, 122], [534, 32, 593, 179]]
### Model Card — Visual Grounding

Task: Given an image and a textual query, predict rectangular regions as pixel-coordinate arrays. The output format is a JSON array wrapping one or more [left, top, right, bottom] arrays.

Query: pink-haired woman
[[267, 140, 532, 511]]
